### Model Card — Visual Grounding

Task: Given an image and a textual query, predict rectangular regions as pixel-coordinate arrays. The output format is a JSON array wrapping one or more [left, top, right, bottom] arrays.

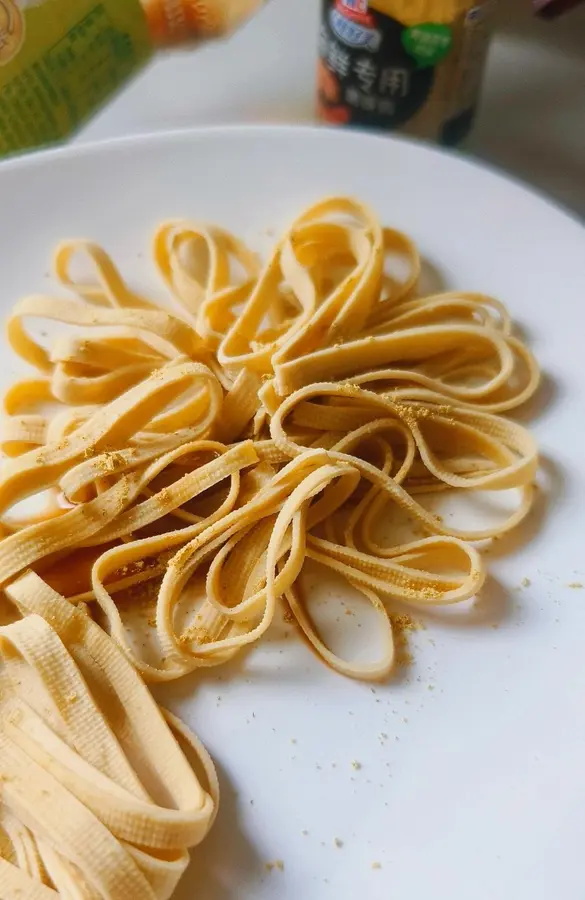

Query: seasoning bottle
[[316, 0, 499, 145], [0, 0, 264, 159]]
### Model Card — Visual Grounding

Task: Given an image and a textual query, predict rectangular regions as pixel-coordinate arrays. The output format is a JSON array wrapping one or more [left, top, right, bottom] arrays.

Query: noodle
[[0, 196, 540, 897]]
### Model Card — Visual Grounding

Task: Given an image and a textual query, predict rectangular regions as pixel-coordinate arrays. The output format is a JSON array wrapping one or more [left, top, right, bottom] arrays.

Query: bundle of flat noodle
[[0, 195, 540, 897]]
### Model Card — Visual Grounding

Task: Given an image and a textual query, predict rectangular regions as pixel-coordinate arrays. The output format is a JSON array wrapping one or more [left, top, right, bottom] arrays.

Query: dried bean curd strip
[[0, 196, 540, 897], [0, 571, 216, 900]]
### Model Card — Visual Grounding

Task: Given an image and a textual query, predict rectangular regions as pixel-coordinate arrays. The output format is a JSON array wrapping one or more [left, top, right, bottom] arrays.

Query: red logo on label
[[336, 0, 376, 28]]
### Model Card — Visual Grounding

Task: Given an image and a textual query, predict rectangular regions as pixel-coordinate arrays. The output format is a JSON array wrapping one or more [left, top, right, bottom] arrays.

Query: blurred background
[[72, 0, 585, 217]]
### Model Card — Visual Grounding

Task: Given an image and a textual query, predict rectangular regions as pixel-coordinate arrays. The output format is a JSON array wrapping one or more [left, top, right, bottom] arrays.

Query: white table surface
[[78, 0, 585, 219]]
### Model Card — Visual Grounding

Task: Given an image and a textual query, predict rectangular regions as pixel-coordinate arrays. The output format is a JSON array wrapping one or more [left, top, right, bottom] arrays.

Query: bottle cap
[[142, 0, 262, 46]]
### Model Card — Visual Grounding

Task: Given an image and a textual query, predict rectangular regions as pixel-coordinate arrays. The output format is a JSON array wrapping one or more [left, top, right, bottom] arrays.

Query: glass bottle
[[316, 0, 499, 145]]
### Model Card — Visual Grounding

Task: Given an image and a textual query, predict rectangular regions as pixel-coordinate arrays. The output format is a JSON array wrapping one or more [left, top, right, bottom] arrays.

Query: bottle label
[[0, 0, 153, 158], [317, 0, 497, 141]]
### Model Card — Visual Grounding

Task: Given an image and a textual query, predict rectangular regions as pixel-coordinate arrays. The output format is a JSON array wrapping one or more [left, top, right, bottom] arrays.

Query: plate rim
[[1, 123, 583, 237]]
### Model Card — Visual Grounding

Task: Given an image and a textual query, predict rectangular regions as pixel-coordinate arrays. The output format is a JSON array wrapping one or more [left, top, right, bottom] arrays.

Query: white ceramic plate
[[1, 126, 585, 900]]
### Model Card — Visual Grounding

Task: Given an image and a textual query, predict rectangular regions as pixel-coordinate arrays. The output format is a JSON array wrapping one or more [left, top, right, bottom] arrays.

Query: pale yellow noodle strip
[[90, 451, 333, 679], [275, 324, 514, 397], [270, 383, 538, 493], [1, 571, 216, 899], [87, 440, 257, 544], [216, 368, 263, 442], [202, 458, 362, 626], [7, 296, 202, 375], [285, 582, 394, 682], [0, 470, 144, 586], [217, 198, 381, 373], [153, 221, 260, 325], [54, 240, 160, 311], [367, 291, 511, 333], [0, 856, 59, 900], [1, 379, 54, 457], [0, 360, 222, 516], [51, 359, 158, 406]]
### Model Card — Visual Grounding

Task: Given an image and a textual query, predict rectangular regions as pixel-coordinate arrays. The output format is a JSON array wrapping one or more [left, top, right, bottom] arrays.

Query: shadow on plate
[[383, 573, 513, 635], [481, 452, 563, 561], [417, 574, 514, 631], [513, 371, 558, 424], [417, 256, 446, 296], [173, 758, 263, 900]]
